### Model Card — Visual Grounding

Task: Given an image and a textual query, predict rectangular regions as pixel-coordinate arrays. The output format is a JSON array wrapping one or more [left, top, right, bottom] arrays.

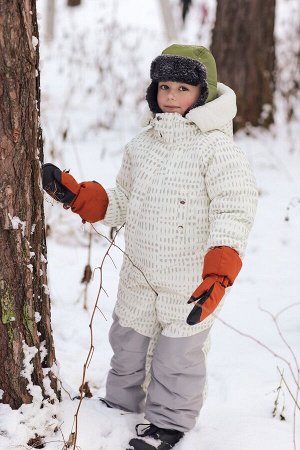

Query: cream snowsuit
[[102, 83, 258, 430]]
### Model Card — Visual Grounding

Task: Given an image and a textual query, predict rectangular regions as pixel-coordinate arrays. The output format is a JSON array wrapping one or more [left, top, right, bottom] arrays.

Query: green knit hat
[[146, 44, 218, 113], [162, 44, 218, 103]]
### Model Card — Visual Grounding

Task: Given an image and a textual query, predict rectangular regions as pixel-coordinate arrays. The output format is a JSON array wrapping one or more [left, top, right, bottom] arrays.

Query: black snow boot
[[99, 397, 113, 408], [127, 423, 184, 450]]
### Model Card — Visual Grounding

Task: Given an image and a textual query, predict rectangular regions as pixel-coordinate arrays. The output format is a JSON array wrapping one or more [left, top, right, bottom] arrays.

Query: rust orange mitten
[[43, 163, 108, 223], [70, 181, 109, 223], [186, 246, 242, 325]]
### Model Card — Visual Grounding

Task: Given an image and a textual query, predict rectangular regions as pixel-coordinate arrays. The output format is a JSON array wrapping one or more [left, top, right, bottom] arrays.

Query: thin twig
[[216, 315, 299, 387], [275, 302, 300, 320], [259, 302, 300, 379], [70, 226, 123, 450], [83, 226, 93, 310], [107, 252, 117, 269], [273, 368, 284, 418], [217, 311, 299, 450], [69, 224, 159, 449], [258, 301, 300, 450], [277, 367, 300, 411], [91, 224, 158, 295], [101, 286, 109, 298], [96, 306, 108, 321], [52, 375, 73, 400], [293, 382, 298, 450]]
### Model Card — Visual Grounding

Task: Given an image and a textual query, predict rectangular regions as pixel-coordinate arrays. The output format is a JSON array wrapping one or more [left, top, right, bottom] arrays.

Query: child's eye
[[179, 86, 189, 91], [160, 84, 169, 90]]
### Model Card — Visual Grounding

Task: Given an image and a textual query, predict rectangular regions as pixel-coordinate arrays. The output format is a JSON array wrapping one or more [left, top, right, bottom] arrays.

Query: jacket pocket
[[177, 187, 210, 242], [176, 195, 188, 235]]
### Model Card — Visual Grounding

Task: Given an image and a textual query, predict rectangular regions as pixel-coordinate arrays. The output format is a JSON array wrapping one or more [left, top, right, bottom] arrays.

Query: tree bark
[[0, 0, 60, 409], [211, 0, 276, 131]]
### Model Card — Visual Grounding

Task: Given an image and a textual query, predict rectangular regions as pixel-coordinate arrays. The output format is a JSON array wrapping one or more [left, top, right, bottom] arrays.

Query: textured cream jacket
[[102, 83, 258, 338]]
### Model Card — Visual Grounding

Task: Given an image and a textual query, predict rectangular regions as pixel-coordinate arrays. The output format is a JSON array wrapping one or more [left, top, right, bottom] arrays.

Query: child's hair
[[146, 44, 218, 114]]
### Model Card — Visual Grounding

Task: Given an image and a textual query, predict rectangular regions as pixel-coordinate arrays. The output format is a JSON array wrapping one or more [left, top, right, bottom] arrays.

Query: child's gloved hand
[[42, 163, 79, 205], [186, 246, 242, 325], [42, 163, 109, 223]]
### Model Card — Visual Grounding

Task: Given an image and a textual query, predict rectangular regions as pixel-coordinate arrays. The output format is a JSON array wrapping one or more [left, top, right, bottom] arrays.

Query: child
[[43, 44, 258, 450]]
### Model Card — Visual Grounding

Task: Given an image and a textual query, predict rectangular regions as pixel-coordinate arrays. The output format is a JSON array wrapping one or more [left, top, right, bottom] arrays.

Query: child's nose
[[167, 90, 176, 100]]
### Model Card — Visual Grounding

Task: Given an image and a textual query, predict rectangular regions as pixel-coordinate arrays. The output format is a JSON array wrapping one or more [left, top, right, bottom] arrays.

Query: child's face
[[157, 81, 201, 115]]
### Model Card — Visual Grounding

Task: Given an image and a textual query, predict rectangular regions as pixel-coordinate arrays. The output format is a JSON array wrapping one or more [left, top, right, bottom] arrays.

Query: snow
[[8, 214, 26, 236], [21, 342, 39, 386], [42, 284, 50, 295], [0, 0, 299, 449], [34, 312, 42, 323], [32, 36, 39, 48], [40, 343, 48, 366], [40, 253, 47, 263], [26, 264, 33, 273], [5, 343, 60, 448]]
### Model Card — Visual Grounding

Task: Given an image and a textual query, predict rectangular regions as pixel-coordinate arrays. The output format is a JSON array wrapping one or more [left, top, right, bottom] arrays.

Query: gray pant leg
[[145, 328, 210, 432], [105, 313, 150, 413]]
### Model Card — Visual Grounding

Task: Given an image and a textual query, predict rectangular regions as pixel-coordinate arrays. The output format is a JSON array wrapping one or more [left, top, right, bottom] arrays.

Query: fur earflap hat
[[146, 44, 218, 114]]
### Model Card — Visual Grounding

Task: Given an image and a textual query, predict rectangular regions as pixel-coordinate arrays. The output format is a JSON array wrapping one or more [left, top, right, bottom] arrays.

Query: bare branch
[[91, 224, 158, 295], [82, 226, 93, 310], [215, 315, 299, 387], [277, 367, 300, 411], [216, 310, 299, 450], [69, 225, 125, 449], [259, 302, 300, 380], [96, 306, 108, 321], [275, 302, 300, 320]]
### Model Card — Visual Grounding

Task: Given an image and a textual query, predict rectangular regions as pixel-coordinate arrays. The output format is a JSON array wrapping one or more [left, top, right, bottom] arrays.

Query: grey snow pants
[[105, 314, 210, 432]]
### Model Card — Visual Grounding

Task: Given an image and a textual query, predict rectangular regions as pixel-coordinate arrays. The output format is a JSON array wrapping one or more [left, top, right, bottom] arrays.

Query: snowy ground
[[1, 0, 300, 449]]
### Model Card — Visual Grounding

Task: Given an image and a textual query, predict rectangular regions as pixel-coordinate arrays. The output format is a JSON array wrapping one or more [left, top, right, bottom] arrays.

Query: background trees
[[211, 0, 276, 131], [180, 0, 277, 131]]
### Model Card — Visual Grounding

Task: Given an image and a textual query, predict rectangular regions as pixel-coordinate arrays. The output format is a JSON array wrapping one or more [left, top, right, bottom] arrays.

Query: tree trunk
[[67, 0, 81, 6], [159, 0, 178, 42], [211, 0, 276, 131], [45, 0, 56, 43], [0, 0, 60, 409]]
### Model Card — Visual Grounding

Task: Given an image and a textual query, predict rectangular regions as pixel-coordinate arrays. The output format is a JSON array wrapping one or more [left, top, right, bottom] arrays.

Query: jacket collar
[[141, 82, 236, 139], [148, 113, 198, 143]]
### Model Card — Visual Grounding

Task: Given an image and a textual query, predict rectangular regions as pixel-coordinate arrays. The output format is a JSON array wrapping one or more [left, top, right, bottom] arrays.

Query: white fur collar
[[141, 82, 237, 137]]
